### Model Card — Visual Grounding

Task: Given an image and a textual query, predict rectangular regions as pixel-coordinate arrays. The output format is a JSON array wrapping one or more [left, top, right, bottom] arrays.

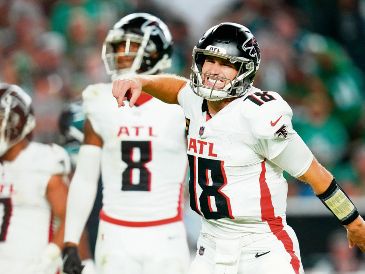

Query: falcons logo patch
[[275, 125, 288, 139]]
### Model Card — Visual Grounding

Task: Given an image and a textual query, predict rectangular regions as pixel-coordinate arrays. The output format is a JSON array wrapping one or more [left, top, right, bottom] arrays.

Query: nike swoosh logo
[[255, 251, 271, 258], [270, 115, 282, 126]]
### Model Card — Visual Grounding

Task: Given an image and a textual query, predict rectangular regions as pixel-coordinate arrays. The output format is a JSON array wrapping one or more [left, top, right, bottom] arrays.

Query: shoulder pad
[[242, 89, 293, 139], [82, 83, 111, 100], [49, 143, 71, 175], [82, 83, 113, 113]]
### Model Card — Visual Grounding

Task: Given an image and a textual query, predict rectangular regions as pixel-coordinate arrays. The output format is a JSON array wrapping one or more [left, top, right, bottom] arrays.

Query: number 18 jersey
[[178, 84, 298, 235]]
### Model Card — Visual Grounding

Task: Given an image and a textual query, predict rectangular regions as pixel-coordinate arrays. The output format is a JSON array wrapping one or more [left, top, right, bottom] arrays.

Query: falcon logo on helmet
[[242, 37, 260, 59]]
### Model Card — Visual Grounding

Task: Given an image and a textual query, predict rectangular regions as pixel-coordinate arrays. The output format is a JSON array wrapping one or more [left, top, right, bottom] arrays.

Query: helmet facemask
[[190, 48, 255, 101], [0, 87, 35, 156], [102, 27, 171, 80], [189, 22, 261, 101]]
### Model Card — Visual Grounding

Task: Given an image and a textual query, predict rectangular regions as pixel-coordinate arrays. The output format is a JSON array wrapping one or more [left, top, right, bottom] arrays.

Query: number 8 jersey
[[178, 83, 306, 235], [83, 83, 188, 225]]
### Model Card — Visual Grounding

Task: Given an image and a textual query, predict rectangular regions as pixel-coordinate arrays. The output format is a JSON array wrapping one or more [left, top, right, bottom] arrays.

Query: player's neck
[[0, 139, 29, 162], [207, 98, 235, 116]]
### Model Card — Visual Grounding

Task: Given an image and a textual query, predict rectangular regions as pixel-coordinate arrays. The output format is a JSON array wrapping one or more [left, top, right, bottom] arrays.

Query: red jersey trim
[[259, 160, 301, 274], [100, 181, 185, 227], [126, 91, 153, 106], [48, 212, 54, 242], [99, 210, 182, 227]]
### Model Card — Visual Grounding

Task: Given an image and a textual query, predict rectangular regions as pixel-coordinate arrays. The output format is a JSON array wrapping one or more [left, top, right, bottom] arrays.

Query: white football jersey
[[0, 142, 70, 260], [83, 83, 188, 224], [178, 84, 297, 235]]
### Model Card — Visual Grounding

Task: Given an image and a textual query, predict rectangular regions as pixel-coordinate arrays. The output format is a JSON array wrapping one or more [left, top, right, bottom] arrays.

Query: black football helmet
[[58, 100, 85, 166], [58, 100, 85, 144], [0, 83, 35, 156], [102, 13, 173, 78], [190, 22, 261, 101]]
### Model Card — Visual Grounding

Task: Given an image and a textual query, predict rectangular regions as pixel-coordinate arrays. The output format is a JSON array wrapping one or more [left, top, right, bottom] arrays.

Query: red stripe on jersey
[[205, 169, 213, 212], [48, 213, 54, 242], [100, 207, 182, 227], [259, 161, 300, 274], [100, 177, 186, 227]]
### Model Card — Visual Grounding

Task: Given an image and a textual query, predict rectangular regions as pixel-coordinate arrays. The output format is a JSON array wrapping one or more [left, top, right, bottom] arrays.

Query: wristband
[[317, 178, 359, 225]]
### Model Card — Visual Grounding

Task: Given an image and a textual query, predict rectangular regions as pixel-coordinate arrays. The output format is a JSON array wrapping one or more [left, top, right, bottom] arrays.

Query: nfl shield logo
[[199, 126, 205, 136]]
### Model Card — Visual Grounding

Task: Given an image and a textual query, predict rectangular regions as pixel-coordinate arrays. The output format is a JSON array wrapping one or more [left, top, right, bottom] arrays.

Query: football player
[[62, 13, 190, 274], [0, 83, 69, 274], [58, 100, 85, 167], [112, 22, 365, 274], [58, 101, 98, 274]]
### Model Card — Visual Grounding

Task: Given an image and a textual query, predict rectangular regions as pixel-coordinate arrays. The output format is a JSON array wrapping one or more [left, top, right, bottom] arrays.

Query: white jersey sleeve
[[177, 82, 204, 116], [243, 88, 296, 160], [271, 133, 314, 177], [177, 82, 190, 108], [27, 143, 71, 192], [48, 143, 71, 177], [0, 142, 70, 262], [82, 83, 115, 135]]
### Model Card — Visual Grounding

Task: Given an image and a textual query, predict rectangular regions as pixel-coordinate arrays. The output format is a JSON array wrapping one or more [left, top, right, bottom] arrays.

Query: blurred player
[[62, 13, 190, 274], [58, 101, 102, 262], [58, 101, 98, 274], [58, 101, 85, 167], [0, 83, 69, 274]]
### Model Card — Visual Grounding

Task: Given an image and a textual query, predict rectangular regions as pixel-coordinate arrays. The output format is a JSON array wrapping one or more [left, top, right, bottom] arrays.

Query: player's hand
[[345, 215, 365, 252], [62, 245, 84, 274], [34, 243, 62, 274], [112, 77, 142, 107]]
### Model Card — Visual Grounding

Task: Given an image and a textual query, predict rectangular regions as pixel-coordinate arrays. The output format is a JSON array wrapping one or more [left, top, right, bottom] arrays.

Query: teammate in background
[[0, 83, 69, 274], [58, 101, 85, 167], [112, 22, 365, 274], [58, 101, 102, 260], [62, 13, 190, 274], [58, 101, 98, 273]]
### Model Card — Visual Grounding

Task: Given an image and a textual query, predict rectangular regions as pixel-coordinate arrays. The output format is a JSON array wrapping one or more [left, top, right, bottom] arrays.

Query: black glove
[[62, 246, 85, 274]]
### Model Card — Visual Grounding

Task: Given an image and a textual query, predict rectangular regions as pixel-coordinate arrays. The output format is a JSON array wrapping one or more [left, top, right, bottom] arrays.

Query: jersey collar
[[126, 91, 153, 106]]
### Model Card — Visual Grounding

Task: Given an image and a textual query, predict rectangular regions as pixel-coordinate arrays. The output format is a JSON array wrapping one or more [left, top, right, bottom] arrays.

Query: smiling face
[[201, 56, 239, 89], [189, 23, 261, 101]]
